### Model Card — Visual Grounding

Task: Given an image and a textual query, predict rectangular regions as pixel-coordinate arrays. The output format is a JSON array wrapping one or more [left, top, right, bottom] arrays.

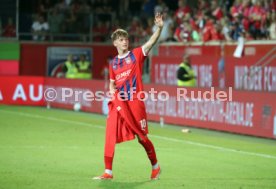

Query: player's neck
[[117, 50, 129, 59]]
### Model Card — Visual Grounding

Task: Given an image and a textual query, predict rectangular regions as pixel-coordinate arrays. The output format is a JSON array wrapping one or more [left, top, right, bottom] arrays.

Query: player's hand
[[154, 12, 163, 28], [109, 86, 117, 95], [110, 88, 117, 95], [109, 80, 117, 95]]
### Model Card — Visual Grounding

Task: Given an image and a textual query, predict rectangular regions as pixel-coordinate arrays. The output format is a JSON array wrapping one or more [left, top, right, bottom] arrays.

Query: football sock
[[105, 169, 113, 175], [138, 138, 157, 166], [104, 156, 113, 171], [152, 163, 159, 170]]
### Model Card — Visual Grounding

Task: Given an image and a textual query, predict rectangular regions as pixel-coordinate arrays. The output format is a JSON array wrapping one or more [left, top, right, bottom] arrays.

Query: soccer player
[[93, 13, 164, 180]]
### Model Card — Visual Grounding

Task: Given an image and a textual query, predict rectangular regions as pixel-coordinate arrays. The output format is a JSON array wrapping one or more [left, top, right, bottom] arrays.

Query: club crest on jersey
[[113, 64, 117, 69], [125, 57, 131, 64]]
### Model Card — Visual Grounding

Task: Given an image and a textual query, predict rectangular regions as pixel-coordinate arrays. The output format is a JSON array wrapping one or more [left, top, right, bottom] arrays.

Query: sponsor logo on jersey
[[113, 63, 117, 69], [115, 69, 132, 81]]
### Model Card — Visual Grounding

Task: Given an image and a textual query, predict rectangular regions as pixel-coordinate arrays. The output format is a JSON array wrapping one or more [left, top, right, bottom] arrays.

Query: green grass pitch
[[0, 105, 276, 189]]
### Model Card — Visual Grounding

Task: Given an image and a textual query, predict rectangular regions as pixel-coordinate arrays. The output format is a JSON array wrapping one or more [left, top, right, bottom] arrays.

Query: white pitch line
[[149, 135, 276, 159], [0, 109, 104, 129], [1, 109, 276, 160], [0, 145, 82, 149]]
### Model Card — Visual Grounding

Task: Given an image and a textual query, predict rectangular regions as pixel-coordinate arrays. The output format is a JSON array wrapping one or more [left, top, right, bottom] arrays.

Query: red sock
[[138, 137, 157, 166], [104, 156, 113, 170]]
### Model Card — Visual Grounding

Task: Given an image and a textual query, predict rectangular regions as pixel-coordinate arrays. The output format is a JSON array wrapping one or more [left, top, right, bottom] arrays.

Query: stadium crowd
[[2, 0, 276, 43]]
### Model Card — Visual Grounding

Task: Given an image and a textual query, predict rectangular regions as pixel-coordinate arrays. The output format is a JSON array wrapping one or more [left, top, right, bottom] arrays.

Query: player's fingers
[[156, 13, 163, 21], [155, 12, 160, 18]]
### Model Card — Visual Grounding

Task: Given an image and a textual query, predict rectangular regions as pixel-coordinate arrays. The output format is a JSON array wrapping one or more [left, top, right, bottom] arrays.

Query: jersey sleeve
[[109, 63, 115, 81], [132, 47, 147, 68]]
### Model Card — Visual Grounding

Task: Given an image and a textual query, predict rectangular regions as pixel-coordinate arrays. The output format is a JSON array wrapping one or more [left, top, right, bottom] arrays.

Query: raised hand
[[154, 12, 164, 28], [142, 12, 164, 54]]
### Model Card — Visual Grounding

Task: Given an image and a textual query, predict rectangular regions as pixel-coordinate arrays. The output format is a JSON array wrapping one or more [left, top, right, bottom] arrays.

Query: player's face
[[114, 36, 129, 51]]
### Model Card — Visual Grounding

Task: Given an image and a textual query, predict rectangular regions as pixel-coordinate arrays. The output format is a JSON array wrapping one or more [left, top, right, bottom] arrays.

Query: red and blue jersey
[[109, 47, 147, 100]]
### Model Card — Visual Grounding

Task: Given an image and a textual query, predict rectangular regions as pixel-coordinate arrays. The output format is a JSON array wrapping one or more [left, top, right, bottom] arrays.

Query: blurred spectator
[[19, 0, 276, 43], [75, 1, 91, 34], [128, 17, 144, 43], [196, 11, 209, 31], [240, 0, 251, 32], [202, 16, 223, 42], [217, 45, 226, 88], [64, 10, 77, 33], [174, 20, 192, 42], [174, 0, 191, 25], [230, 20, 244, 41], [102, 56, 112, 89], [93, 21, 109, 42], [230, 0, 243, 18], [261, 10, 272, 39], [76, 54, 92, 79], [110, 19, 121, 33], [177, 53, 197, 87], [248, 0, 266, 39], [271, 0, 276, 12], [48, 8, 64, 35], [79, 0, 91, 13], [31, 15, 49, 41], [269, 11, 276, 39], [2, 17, 16, 37], [210, 0, 223, 20], [194, 0, 209, 28], [223, 0, 233, 13], [220, 17, 232, 41], [95, 0, 113, 13], [55, 0, 70, 13], [0, 17, 2, 36], [211, 21, 224, 41], [191, 29, 201, 41], [63, 54, 78, 79], [37, 0, 53, 19], [70, 0, 81, 14], [144, 17, 154, 39], [185, 13, 200, 41], [93, 0, 114, 25]]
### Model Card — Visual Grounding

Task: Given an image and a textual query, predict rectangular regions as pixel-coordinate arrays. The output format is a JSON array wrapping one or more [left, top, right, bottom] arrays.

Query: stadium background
[[0, 0, 276, 188]]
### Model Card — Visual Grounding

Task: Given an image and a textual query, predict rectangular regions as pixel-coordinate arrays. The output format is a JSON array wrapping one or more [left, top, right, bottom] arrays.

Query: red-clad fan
[[2, 17, 16, 37], [230, 0, 243, 18], [249, 1, 266, 38], [211, 0, 224, 20], [174, 0, 191, 25]]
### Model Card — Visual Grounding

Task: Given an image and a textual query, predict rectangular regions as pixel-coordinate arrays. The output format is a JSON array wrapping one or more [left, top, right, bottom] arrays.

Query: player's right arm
[[109, 58, 116, 94]]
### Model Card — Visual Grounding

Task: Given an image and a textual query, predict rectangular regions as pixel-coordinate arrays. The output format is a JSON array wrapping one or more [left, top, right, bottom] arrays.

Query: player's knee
[[137, 135, 148, 143]]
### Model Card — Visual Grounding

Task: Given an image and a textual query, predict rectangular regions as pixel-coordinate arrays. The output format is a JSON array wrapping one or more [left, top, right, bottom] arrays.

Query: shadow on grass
[[97, 180, 151, 189]]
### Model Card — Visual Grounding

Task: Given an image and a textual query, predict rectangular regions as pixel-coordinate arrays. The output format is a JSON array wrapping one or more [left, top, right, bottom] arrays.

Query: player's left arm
[[142, 12, 164, 55]]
